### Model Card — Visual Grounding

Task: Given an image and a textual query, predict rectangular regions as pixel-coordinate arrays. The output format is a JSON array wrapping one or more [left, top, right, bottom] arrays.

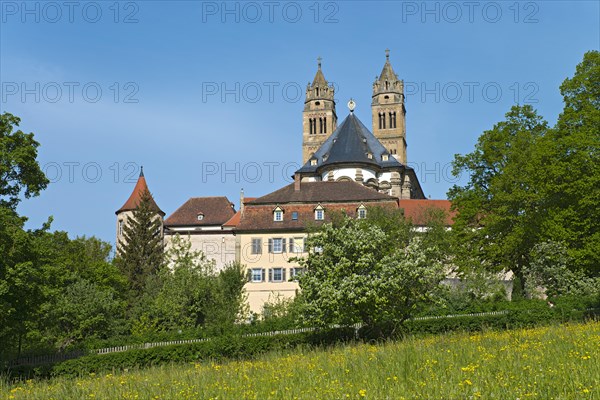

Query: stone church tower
[[371, 50, 407, 164], [302, 58, 337, 164]]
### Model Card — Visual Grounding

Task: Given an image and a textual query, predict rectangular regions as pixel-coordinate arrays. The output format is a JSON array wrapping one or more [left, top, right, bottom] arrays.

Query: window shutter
[[268, 268, 273, 282], [257, 238, 262, 254], [282, 238, 287, 253], [283, 268, 287, 282], [246, 269, 252, 282], [261, 268, 266, 282], [289, 238, 294, 253], [268, 238, 273, 253]]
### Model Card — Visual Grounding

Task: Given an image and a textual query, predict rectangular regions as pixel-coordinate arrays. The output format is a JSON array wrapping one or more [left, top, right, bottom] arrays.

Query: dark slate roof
[[296, 113, 403, 174], [248, 181, 399, 205], [164, 197, 235, 227]]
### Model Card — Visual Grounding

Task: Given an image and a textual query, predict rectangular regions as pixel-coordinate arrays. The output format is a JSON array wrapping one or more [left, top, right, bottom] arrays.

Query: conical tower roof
[[377, 49, 399, 83], [116, 167, 165, 216], [312, 65, 328, 87]]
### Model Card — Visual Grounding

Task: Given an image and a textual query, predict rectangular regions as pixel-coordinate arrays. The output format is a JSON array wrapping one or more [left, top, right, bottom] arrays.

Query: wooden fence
[[0, 309, 529, 367]]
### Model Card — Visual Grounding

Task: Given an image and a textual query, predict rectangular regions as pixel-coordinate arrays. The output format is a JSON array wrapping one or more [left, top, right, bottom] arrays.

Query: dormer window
[[367, 152, 373, 159], [357, 205, 367, 219], [273, 206, 283, 222], [197, 213, 204, 221], [314, 204, 324, 221], [310, 158, 317, 166], [382, 154, 389, 161]]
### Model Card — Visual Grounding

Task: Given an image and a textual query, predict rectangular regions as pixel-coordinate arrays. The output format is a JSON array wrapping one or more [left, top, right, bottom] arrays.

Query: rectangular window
[[274, 210, 283, 221], [269, 238, 286, 253], [251, 238, 262, 254], [315, 209, 324, 220], [250, 268, 265, 283], [292, 211, 298, 220], [269, 267, 286, 282], [118, 220, 123, 236], [358, 209, 367, 219], [290, 237, 304, 253]]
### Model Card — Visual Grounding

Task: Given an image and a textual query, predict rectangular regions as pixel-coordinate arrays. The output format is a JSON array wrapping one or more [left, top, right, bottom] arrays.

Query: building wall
[[164, 230, 236, 272], [238, 232, 307, 314]]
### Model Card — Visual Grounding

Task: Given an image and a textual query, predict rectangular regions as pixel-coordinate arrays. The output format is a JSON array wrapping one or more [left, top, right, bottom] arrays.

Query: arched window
[[389, 112, 397, 129], [323, 117, 327, 133]]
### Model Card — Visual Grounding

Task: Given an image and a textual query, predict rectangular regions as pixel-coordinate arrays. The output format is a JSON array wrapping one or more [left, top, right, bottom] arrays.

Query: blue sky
[[1, 0, 599, 248]]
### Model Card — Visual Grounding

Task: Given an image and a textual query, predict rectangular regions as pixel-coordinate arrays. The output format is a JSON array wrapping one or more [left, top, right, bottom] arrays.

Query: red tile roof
[[116, 172, 164, 216], [164, 197, 236, 227], [236, 201, 398, 232], [399, 199, 455, 226], [249, 181, 398, 204], [223, 210, 241, 227]]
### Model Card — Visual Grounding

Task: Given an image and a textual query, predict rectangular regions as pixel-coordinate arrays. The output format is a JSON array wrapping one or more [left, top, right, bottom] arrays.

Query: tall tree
[[0, 113, 49, 357], [0, 112, 49, 211], [536, 51, 600, 274], [448, 105, 549, 284], [115, 189, 164, 298]]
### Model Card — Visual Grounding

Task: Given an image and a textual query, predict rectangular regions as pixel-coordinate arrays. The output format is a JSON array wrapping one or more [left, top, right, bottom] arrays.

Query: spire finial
[[140, 165, 144, 177], [385, 49, 390, 61], [317, 56, 322, 69], [347, 98, 356, 113]]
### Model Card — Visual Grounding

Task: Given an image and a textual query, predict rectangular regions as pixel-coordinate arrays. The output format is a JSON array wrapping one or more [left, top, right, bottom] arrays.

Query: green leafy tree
[[115, 189, 164, 299], [297, 216, 445, 330], [0, 113, 49, 357], [46, 278, 123, 350], [536, 51, 600, 274], [448, 105, 549, 285], [136, 235, 247, 333], [449, 51, 600, 289], [0, 112, 49, 211]]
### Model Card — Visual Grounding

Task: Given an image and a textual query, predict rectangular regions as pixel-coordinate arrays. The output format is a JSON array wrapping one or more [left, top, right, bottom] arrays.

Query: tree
[[523, 241, 599, 298], [448, 105, 549, 285], [115, 189, 164, 299], [0, 112, 49, 211], [449, 51, 600, 289], [296, 216, 445, 331], [135, 235, 247, 333], [535, 51, 600, 274], [0, 113, 49, 357]]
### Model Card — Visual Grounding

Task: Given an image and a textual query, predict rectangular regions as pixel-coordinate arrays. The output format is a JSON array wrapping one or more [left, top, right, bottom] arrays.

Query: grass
[[2, 321, 599, 399]]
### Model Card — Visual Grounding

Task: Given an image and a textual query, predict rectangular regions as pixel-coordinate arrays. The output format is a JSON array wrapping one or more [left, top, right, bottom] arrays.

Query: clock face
[[347, 99, 356, 111]]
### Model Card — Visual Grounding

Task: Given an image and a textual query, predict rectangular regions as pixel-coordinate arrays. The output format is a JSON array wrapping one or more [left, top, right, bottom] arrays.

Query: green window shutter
[[283, 268, 287, 282], [261, 268, 266, 282], [268, 238, 273, 253]]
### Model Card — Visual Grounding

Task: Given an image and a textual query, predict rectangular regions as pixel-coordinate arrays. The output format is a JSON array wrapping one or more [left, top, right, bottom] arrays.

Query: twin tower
[[301, 50, 407, 165]]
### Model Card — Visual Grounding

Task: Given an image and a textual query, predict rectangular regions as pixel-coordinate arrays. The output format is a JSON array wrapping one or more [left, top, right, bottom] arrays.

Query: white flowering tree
[[296, 216, 445, 331]]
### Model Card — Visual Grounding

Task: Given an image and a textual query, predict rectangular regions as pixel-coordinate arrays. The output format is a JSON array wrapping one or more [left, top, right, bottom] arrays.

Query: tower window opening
[[389, 112, 397, 129], [316, 87, 319, 96], [379, 112, 386, 129], [323, 117, 327, 133]]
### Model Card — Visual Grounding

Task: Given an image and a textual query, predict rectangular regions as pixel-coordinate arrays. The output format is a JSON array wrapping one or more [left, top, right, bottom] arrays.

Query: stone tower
[[115, 167, 165, 249], [371, 50, 407, 164], [302, 58, 337, 164]]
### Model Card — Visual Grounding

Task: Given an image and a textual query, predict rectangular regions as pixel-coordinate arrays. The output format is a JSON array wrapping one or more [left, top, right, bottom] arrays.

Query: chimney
[[294, 173, 301, 191], [240, 188, 245, 216]]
